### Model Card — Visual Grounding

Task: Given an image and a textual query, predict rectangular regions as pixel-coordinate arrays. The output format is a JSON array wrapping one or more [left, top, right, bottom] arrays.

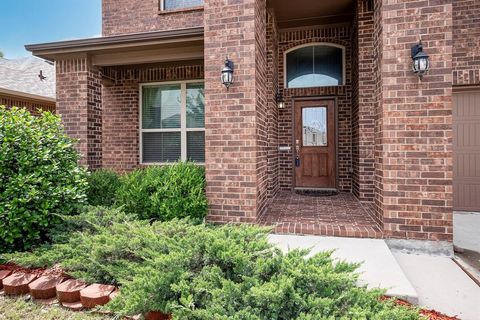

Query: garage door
[[453, 90, 480, 212]]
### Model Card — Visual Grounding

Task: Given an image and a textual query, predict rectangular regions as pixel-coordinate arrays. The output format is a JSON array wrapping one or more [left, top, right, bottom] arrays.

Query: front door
[[294, 99, 336, 188]]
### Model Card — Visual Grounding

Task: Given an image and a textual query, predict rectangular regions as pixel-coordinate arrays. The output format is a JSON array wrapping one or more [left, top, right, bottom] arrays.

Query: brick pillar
[[204, 0, 268, 223], [56, 56, 102, 169], [353, 0, 376, 205], [375, 0, 453, 241]]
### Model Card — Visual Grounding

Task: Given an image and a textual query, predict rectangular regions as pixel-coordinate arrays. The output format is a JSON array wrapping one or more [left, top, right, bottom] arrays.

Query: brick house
[[26, 0, 480, 250], [0, 57, 56, 114]]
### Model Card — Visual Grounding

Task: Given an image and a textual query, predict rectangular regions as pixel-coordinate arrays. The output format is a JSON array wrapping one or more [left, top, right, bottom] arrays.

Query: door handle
[[295, 139, 300, 167]]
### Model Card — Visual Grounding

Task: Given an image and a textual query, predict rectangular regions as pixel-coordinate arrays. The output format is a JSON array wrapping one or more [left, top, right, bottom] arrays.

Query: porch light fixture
[[411, 40, 429, 79], [221, 57, 234, 89], [276, 90, 285, 109]]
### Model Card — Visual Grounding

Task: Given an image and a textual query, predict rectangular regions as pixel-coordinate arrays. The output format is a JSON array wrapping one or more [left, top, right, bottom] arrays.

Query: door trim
[[291, 96, 338, 190]]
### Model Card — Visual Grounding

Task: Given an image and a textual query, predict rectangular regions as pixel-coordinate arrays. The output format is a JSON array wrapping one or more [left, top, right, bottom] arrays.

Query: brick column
[[56, 56, 102, 169], [204, 0, 268, 223], [375, 0, 453, 241], [353, 0, 376, 204]]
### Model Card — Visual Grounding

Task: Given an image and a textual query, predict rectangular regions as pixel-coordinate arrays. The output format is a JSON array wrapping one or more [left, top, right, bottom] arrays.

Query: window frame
[[159, 0, 204, 11], [284, 43, 346, 89], [139, 80, 205, 165]]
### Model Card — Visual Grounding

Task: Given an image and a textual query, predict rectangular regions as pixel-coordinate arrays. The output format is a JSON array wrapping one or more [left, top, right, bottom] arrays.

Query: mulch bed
[[385, 297, 459, 320], [0, 263, 65, 278]]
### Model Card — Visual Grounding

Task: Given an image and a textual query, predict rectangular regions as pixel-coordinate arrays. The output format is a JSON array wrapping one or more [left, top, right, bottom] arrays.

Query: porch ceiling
[[25, 27, 204, 67], [267, 0, 355, 28]]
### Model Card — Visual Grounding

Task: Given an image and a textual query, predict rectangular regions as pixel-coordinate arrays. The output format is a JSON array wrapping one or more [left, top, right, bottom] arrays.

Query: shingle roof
[[0, 56, 55, 99]]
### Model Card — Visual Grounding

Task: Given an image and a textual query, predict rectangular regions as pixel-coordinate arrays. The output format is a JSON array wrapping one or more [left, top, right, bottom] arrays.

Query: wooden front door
[[294, 99, 336, 188]]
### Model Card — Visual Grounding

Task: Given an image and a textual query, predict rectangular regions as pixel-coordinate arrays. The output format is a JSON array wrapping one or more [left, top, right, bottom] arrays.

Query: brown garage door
[[453, 90, 480, 212]]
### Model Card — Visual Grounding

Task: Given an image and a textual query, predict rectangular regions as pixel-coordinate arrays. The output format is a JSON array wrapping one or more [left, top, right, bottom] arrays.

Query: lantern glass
[[419, 57, 428, 72], [221, 64, 234, 88], [411, 43, 429, 77], [221, 58, 234, 89]]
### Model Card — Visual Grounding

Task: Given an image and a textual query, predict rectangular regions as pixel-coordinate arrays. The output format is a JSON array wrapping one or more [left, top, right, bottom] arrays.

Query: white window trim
[[139, 80, 205, 165], [283, 42, 346, 89]]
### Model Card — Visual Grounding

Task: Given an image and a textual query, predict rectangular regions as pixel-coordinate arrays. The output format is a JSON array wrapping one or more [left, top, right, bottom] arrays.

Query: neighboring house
[[25, 0, 480, 250], [0, 56, 56, 114]]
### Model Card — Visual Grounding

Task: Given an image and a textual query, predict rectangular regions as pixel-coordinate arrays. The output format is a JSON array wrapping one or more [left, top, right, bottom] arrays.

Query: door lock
[[295, 139, 300, 167]]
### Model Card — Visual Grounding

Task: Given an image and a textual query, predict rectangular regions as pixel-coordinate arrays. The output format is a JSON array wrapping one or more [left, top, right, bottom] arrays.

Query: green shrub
[[86, 169, 121, 207], [4, 217, 421, 320], [115, 163, 207, 222], [0, 106, 88, 252]]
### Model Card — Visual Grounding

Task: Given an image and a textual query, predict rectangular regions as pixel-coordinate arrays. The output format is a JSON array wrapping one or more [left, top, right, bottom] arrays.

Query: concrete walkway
[[268, 234, 418, 303], [269, 234, 480, 320], [454, 212, 480, 252], [394, 252, 480, 320]]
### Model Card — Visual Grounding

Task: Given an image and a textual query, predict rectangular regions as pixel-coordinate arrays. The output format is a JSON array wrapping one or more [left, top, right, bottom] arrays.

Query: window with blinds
[[141, 82, 205, 164], [160, 0, 203, 11]]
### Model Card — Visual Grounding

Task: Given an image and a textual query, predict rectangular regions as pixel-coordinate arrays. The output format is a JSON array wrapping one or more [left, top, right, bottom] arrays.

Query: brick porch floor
[[258, 191, 383, 238]]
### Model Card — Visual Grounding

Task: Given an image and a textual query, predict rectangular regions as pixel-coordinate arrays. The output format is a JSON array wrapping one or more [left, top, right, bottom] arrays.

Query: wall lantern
[[411, 40, 429, 79], [276, 90, 285, 109], [221, 57, 234, 89]]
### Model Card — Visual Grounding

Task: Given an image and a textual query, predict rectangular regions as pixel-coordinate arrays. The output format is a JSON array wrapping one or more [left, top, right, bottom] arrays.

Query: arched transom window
[[285, 44, 345, 88]]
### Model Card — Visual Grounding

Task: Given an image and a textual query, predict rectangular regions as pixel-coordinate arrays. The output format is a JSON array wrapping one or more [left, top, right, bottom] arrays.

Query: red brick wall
[[254, 0, 269, 217], [277, 24, 353, 191], [102, 0, 203, 36], [0, 96, 55, 115], [352, 0, 376, 205], [375, 0, 453, 241], [265, 9, 280, 202], [56, 57, 102, 169], [203, 0, 267, 223], [452, 0, 480, 86], [101, 63, 204, 172]]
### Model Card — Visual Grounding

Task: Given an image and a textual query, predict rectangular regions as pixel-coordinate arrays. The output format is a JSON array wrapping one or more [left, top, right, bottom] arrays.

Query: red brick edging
[[0, 265, 171, 319]]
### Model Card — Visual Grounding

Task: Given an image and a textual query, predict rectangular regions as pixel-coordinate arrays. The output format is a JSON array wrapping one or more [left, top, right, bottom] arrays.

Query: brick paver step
[[3, 272, 38, 295], [80, 283, 115, 308], [0, 270, 12, 289], [29, 275, 65, 299], [56, 279, 87, 303]]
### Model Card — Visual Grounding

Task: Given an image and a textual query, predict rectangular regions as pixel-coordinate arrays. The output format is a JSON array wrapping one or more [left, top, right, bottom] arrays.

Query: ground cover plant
[[0, 106, 88, 253], [4, 209, 422, 320]]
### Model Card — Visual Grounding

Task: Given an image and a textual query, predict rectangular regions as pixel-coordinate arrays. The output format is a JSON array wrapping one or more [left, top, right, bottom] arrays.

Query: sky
[[0, 0, 101, 59]]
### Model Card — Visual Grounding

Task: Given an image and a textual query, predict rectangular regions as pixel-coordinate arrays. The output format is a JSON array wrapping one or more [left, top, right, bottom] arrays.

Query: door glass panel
[[302, 107, 327, 146]]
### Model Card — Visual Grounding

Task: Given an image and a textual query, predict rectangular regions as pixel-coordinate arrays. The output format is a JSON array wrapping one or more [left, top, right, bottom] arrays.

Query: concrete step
[[268, 234, 419, 304]]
